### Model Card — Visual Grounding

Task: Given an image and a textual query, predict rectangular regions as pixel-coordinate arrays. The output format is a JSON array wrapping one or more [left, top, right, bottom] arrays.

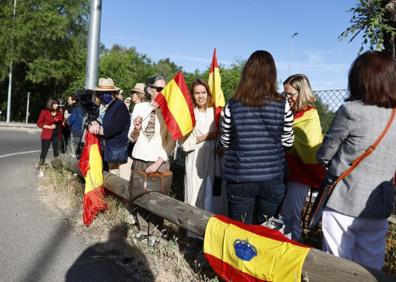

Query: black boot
[[39, 158, 45, 167]]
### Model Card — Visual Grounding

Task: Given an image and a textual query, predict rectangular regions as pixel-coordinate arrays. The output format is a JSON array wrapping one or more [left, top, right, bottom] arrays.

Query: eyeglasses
[[282, 91, 298, 97]]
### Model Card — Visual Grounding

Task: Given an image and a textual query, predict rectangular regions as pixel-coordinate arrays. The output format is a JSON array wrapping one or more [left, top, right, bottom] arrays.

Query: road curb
[[0, 122, 40, 132]]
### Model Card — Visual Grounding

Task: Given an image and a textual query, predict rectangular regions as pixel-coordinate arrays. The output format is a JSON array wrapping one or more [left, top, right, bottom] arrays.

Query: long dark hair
[[233, 50, 282, 107], [348, 51, 396, 108]]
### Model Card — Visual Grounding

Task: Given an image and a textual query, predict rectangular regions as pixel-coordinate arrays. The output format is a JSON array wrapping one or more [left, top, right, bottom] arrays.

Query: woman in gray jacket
[[317, 51, 396, 270]]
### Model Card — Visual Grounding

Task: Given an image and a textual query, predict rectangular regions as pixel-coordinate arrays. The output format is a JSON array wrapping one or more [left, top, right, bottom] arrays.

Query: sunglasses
[[149, 85, 164, 92]]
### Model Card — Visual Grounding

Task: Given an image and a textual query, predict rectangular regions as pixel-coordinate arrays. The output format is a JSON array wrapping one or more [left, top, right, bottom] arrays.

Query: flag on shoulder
[[204, 215, 310, 282], [155, 71, 196, 140], [79, 132, 107, 226], [208, 48, 225, 126]]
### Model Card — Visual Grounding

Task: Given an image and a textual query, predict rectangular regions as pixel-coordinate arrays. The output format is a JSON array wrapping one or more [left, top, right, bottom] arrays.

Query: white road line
[[0, 149, 41, 159]]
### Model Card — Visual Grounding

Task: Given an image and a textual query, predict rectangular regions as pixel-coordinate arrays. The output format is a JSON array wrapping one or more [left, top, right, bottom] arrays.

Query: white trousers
[[280, 181, 310, 241], [322, 207, 388, 270]]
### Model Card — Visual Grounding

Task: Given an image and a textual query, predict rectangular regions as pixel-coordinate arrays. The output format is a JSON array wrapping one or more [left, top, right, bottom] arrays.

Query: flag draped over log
[[155, 71, 195, 140], [204, 215, 310, 282], [79, 132, 107, 226], [208, 48, 225, 126]]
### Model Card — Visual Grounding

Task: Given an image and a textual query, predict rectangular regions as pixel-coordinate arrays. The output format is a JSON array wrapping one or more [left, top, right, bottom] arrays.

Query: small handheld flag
[[155, 71, 196, 140], [208, 48, 225, 127]]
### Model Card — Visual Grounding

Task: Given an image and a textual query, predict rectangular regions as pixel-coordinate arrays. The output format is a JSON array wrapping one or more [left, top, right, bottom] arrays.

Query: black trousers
[[40, 135, 59, 164]]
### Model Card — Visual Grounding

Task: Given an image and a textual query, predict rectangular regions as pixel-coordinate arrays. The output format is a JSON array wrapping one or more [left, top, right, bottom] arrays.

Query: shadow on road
[[65, 222, 154, 282]]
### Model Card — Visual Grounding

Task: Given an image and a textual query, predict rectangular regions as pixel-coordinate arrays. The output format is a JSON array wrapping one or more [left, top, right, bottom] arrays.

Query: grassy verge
[[39, 165, 218, 282], [384, 223, 396, 274], [41, 164, 396, 278]]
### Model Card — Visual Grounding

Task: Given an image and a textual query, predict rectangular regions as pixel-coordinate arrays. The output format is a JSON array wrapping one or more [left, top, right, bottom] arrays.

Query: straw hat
[[95, 77, 120, 92], [131, 83, 145, 94]]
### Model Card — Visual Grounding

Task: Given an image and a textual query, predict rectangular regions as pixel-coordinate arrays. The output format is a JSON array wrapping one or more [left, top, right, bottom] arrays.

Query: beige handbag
[[130, 170, 172, 199]]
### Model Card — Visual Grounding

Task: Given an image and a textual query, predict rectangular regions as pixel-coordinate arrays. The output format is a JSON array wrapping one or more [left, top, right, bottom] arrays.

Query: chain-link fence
[[314, 89, 348, 112], [313, 89, 348, 132]]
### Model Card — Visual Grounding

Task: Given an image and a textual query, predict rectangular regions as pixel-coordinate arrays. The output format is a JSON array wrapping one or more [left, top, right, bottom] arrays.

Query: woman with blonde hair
[[279, 74, 325, 241]]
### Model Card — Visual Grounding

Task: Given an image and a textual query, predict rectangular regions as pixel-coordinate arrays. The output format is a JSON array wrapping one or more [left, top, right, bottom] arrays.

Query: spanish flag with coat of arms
[[204, 215, 310, 282], [155, 71, 196, 140], [79, 132, 107, 226]]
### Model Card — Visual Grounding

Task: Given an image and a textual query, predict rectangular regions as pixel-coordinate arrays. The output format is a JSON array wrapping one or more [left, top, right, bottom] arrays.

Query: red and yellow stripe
[[287, 107, 325, 188], [79, 132, 107, 226], [155, 71, 195, 140], [208, 48, 225, 126], [204, 215, 310, 282]]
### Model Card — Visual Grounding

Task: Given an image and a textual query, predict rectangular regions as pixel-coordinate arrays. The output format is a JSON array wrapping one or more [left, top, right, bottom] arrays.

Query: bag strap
[[335, 108, 396, 185]]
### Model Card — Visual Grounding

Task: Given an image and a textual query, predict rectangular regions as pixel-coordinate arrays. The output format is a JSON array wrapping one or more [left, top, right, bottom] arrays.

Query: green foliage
[[315, 97, 335, 132], [99, 45, 154, 92], [339, 0, 396, 53], [154, 58, 181, 81], [0, 0, 89, 120], [218, 61, 244, 102], [384, 223, 396, 274]]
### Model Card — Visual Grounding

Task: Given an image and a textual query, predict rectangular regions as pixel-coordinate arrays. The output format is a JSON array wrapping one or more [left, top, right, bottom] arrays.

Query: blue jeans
[[227, 181, 285, 224]]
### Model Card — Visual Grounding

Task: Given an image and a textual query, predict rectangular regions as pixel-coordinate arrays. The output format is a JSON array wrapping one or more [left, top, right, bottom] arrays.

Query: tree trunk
[[384, 0, 396, 58]]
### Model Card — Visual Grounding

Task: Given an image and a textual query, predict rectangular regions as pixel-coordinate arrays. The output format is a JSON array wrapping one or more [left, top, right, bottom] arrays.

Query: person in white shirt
[[128, 74, 175, 236]]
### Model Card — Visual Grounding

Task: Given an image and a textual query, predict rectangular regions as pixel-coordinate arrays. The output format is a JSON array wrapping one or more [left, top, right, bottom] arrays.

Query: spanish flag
[[208, 48, 225, 126], [286, 107, 325, 189], [79, 132, 107, 226], [204, 215, 310, 282], [155, 71, 195, 140]]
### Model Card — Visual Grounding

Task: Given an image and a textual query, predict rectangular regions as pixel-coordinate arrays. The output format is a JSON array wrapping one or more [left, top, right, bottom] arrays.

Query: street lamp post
[[6, 0, 17, 123], [25, 91, 30, 124], [288, 32, 298, 75], [85, 0, 102, 90]]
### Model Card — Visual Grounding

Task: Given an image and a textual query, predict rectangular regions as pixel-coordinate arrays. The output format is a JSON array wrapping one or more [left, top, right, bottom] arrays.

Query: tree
[[99, 45, 154, 92], [0, 0, 89, 121], [154, 58, 180, 81], [340, 0, 396, 58]]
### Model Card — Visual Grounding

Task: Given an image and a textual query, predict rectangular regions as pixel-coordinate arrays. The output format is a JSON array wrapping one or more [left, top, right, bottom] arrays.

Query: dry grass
[[39, 165, 218, 282], [384, 223, 396, 274]]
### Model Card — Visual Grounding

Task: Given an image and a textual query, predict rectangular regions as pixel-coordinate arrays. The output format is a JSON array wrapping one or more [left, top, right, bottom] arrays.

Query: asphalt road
[[0, 129, 137, 282]]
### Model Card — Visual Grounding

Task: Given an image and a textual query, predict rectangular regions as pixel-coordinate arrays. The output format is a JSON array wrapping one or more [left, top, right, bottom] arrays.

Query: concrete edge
[[0, 122, 40, 132]]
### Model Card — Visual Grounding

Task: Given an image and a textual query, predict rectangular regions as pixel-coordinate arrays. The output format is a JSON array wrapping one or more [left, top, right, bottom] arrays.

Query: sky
[[100, 0, 364, 91]]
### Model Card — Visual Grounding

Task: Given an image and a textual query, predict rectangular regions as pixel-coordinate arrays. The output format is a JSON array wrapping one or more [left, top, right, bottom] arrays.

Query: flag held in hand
[[208, 48, 225, 126], [155, 71, 196, 140]]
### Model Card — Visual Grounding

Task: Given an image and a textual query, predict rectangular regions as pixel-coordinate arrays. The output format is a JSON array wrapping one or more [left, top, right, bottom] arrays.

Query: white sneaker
[[38, 169, 44, 178]]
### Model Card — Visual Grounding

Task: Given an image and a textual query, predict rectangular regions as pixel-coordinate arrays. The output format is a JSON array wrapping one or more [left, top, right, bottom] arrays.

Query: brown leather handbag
[[307, 108, 396, 231], [130, 170, 172, 199]]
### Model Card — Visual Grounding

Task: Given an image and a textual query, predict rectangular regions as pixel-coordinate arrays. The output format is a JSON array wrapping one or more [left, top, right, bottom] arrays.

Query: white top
[[129, 102, 175, 162]]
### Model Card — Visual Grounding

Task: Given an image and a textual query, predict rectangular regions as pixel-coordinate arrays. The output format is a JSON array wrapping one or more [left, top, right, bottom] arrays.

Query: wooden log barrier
[[52, 156, 396, 282]]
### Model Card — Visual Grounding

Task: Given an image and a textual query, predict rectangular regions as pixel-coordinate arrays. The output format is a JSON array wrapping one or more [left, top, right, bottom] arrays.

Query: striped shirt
[[220, 101, 294, 148]]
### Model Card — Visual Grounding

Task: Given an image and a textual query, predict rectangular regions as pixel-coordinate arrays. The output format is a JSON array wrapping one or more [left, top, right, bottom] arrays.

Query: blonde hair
[[283, 74, 316, 111]]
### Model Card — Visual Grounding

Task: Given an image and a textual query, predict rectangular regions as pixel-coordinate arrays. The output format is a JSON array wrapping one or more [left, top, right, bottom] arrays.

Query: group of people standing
[[36, 49, 396, 271], [219, 49, 396, 271]]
